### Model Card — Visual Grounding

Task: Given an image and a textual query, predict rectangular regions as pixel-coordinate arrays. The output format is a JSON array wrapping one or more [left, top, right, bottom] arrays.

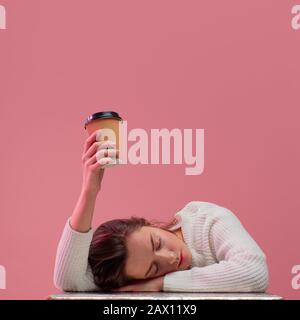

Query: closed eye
[[156, 238, 162, 250], [153, 238, 162, 276]]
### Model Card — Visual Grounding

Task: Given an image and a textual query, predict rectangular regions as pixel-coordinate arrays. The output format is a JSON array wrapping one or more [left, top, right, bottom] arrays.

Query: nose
[[157, 249, 178, 266]]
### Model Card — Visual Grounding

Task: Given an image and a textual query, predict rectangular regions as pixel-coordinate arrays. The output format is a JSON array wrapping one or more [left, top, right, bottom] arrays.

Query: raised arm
[[53, 129, 120, 292]]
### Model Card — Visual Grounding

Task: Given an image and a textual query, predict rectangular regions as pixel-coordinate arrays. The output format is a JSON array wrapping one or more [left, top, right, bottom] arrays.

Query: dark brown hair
[[88, 215, 178, 292]]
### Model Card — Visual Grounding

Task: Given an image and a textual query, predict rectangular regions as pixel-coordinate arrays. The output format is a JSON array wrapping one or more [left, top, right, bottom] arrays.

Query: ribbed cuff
[[163, 269, 193, 292], [60, 217, 94, 252], [67, 217, 93, 234]]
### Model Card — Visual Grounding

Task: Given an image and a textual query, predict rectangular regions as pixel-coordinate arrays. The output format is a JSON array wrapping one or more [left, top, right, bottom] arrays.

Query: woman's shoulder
[[176, 201, 234, 220]]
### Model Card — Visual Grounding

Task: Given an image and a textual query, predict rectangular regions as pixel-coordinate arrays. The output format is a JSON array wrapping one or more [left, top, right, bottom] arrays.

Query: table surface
[[47, 292, 283, 300]]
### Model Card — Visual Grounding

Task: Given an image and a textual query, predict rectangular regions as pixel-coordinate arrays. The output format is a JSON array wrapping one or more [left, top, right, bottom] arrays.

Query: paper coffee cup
[[84, 111, 123, 168]]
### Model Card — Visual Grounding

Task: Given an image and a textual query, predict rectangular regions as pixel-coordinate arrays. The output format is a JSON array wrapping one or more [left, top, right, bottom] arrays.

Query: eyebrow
[[144, 233, 157, 277]]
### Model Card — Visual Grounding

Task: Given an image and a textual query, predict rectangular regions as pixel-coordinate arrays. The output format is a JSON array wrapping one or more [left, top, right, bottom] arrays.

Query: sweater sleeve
[[53, 217, 100, 292], [163, 209, 269, 292]]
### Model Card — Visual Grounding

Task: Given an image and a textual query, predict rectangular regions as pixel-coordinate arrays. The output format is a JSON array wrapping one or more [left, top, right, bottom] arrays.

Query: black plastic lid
[[84, 111, 123, 129]]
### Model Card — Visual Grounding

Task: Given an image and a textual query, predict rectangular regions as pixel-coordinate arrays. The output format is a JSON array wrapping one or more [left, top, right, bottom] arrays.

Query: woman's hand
[[111, 276, 164, 292], [81, 129, 119, 195]]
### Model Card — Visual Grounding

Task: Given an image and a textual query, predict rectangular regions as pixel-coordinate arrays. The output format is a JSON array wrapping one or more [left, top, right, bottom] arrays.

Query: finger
[[83, 129, 104, 155], [86, 152, 121, 168], [96, 148, 119, 160], [82, 140, 116, 162], [86, 154, 111, 167], [100, 159, 122, 168], [97, 140, 116, 150], [97, 156, 118, 167]]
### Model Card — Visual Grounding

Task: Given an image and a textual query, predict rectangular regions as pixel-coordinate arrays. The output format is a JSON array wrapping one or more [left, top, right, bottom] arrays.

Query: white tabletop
[[47, 292, 283, 300]]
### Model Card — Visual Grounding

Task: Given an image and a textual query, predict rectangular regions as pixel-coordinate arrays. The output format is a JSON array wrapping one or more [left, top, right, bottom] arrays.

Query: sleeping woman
[[53, 129, 269, 292]]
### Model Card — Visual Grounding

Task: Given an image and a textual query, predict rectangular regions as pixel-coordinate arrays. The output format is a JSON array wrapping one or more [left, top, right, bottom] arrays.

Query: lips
[[178, 252, 182, 268]]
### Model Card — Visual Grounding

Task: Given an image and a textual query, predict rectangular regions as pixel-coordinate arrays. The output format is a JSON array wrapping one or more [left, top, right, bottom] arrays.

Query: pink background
[[0, 0, 299, 300]]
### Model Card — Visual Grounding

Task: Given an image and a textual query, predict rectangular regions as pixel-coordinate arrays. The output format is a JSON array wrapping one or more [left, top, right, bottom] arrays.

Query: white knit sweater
[[53, 201, 269, 292]]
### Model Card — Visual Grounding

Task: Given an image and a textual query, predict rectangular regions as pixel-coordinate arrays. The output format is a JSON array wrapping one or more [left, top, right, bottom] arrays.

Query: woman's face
[[124, 226, 192, 280]]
